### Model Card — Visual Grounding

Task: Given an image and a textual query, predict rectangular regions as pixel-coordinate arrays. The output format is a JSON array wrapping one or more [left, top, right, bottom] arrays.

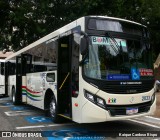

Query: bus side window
[[46, 73, 55, 82], [34, 65, 47, 72]]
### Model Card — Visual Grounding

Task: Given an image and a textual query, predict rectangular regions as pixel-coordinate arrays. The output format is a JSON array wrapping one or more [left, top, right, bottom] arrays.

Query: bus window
[[34, 65, 47, 72], [46, 73, 55, 82]]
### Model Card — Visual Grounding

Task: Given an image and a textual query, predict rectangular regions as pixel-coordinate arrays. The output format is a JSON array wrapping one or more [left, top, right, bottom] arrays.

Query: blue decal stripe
[[27, 95, 42, 101]]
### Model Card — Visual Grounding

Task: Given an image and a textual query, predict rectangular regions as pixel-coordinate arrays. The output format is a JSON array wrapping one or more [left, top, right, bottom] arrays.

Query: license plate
[[126, 108, 138, 115]]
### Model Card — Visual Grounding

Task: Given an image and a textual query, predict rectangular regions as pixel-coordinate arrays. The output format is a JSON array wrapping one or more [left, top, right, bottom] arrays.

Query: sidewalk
[[152, 91, 160, 118]]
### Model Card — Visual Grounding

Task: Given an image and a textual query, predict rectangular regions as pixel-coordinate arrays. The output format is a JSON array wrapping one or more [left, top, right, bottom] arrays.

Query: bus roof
[[5, 16, 146, 60]]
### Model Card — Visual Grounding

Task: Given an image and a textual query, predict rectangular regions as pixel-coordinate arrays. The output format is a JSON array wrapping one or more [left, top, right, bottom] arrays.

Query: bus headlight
[[96, 97, 106, 108], [84, 90, 106, 109], [84, 91, 95, 102]]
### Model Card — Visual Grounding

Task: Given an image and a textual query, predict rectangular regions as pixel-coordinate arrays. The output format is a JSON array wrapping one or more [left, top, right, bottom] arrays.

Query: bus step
[[58, 113, 71, 120]]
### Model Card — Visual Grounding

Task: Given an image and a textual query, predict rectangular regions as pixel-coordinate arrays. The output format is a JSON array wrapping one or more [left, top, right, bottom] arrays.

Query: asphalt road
[[0, 95, 160, 140]]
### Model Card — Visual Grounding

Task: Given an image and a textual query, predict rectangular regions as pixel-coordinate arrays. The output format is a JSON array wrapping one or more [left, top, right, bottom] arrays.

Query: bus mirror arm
[[80, 31, 89, 55], [80, 38, 88, 55]]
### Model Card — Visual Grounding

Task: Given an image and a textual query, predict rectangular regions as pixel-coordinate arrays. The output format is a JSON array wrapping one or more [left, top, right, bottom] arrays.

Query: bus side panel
[[26, 72, 44, 109], [0, 75, 5, 95]]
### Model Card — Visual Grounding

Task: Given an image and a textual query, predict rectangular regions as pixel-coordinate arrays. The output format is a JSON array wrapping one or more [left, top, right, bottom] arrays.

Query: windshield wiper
[[106, 32, 122, 55]]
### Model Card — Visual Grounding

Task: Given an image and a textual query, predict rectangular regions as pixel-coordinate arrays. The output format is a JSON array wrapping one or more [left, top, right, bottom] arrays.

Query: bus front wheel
[[49, 95, 60, 123]]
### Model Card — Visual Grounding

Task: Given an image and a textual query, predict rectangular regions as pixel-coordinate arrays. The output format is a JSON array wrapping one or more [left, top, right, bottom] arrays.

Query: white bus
[[0, 59, 6, 96], [5, 16, 156, 123]]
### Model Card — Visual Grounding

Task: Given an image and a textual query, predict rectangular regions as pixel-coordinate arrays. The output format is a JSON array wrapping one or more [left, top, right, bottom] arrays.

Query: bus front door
[[57, 34, 80, 121], [58, 35, 71, 118]]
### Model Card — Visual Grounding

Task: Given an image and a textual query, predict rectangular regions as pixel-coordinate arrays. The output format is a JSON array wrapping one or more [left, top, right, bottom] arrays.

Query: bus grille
[[107, 101, 152, 116], [101, 82, 154, 94]]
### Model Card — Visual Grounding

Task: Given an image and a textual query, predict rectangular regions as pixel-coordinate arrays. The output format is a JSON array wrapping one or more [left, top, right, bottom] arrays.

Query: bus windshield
[[83, 36, 153, 81]]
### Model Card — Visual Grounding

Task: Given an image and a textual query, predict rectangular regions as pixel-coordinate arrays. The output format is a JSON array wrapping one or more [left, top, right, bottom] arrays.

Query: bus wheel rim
[[50, 99, 56, 117], [12, 96, 15, 102], [12, 90, 15, 102]]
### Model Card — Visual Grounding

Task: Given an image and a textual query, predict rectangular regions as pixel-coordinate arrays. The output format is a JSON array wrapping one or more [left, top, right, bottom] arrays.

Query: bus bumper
[[81, 97, 156, 123]]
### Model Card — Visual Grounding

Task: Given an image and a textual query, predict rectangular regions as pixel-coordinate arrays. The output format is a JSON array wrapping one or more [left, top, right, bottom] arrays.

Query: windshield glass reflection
[[83, 36, 153, 80]]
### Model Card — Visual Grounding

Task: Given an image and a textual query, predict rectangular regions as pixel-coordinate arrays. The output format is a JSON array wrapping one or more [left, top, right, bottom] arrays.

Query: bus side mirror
[[80, 37, 88, 55]]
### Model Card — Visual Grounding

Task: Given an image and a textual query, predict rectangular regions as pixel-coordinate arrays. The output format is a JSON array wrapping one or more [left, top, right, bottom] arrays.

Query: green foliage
[[0, 0, 160, 61]]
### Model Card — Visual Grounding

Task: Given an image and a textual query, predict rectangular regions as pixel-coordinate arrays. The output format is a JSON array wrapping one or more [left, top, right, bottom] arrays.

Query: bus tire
[[12, 88, 20, 105], [49, 95, 60, 123]]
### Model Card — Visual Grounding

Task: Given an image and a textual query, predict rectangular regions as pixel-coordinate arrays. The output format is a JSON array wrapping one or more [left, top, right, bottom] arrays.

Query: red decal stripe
[[22, 86, 41, 94]]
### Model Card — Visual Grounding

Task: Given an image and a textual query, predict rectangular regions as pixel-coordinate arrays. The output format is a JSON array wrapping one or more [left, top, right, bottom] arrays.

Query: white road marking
[[0, 105, 14, 107], [129, 119, 160, 129], [4, 110, 41, 116], [145, 116, 160, 121], [16, 123, 74, 130], [0, 97, 10, 100], [16, 125, 46, 129]]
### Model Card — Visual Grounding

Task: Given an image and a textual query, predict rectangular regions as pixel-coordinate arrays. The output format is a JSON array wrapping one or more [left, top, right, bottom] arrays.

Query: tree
[[0, 0, 10, 50]]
